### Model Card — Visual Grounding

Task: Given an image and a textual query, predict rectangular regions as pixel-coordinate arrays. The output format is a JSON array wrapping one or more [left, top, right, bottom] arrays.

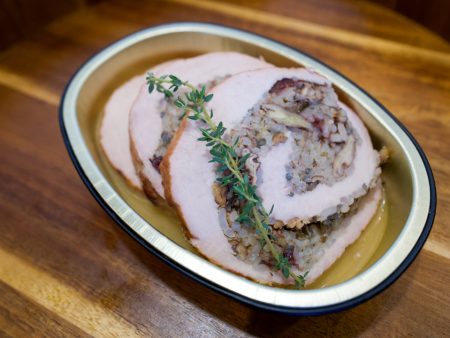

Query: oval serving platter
[[59, 22, 436, 315]]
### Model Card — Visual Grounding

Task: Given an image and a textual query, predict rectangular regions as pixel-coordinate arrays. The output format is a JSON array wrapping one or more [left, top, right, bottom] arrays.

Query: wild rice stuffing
[[224, 78, 359, 194], [218, 195, 365, 272], [150, 76, 227, 172], [216, 77, 381, 270]]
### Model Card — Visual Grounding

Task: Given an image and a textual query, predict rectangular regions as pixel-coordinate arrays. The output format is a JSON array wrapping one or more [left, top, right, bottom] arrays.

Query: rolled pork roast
[[161, 67, 382, 285], [129, 52, 273, 202]]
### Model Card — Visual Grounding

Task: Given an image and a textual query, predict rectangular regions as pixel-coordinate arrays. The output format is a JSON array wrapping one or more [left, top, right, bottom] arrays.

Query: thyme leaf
[[147, 72, 307, 288]]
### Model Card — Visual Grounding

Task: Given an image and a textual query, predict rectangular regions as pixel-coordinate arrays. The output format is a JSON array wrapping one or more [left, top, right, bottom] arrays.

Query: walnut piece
[[379, 146, 390, 164], [272, 220, 284, 229], [272, 132, 288, 145], [287, 217, 305, 229], [212, 183, 226, 208]]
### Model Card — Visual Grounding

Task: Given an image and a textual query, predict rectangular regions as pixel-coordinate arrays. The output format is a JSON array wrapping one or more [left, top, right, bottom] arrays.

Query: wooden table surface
[[0, 0, 449, 336]]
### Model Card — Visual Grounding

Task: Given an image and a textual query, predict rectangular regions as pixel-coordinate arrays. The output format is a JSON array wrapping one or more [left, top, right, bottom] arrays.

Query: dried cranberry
[[283, 245, 295, 264], [150, 156, 163, 172]]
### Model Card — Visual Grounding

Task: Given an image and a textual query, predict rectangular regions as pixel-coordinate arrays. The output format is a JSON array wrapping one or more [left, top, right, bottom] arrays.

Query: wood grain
[[0, 0, 101, 51], [370, 0, 450, 41], [0, 0, 448, 336], [228, 0, 450, 52]]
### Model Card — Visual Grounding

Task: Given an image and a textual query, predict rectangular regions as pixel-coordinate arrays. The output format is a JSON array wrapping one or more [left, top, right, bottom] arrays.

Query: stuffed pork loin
[[162, 67, 383, 285], [129, 52, 272, 202], [100, 75, 144, 189], [100, 60, 176, 190]]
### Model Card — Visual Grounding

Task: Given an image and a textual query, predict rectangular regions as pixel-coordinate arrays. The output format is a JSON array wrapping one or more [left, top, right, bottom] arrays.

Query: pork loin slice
[[163, 121, 382, 285], [162, 67, 382, 285], [100, 60, 177, 190], [129, 52, 273, 201], [100, 75, 144, 189], [208, 68, 379, 223]]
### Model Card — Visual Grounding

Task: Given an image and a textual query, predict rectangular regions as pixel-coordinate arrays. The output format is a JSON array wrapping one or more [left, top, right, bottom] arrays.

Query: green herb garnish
[[147, 73, 307, 288]]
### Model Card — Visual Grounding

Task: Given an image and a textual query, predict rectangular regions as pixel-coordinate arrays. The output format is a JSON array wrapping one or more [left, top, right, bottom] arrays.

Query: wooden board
[[0, 0, 448, 336]]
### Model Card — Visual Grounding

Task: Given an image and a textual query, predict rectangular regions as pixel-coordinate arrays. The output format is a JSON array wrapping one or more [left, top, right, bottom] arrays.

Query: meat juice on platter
[[99, 52, 389, 288]]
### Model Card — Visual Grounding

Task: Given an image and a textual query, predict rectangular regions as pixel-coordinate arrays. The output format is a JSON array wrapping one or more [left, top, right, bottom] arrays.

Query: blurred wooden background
[[371, 0, 450, 41], [0, 0, 449, 51], [0, 0, 99, 50]]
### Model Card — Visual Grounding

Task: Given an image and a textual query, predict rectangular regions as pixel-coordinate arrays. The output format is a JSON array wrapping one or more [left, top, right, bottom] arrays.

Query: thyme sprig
[[147, 73, 307, 288]]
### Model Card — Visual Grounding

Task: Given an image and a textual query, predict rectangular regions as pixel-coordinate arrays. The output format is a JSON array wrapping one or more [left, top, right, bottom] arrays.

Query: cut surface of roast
[[129, 52, 272, 201], [100, 75, 144, 189], [207, 68, 379, 223], [99, 60, 175, 190], [162, 67, 382, 285]]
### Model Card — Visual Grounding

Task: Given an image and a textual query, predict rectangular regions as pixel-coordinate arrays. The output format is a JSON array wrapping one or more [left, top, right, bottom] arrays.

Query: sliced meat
[[100, 59, 176, 190], [129, 52, 273, 202], [100, 75, 144, 189], [206, 68, 379, 223], [162, 67, 382, 285]]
